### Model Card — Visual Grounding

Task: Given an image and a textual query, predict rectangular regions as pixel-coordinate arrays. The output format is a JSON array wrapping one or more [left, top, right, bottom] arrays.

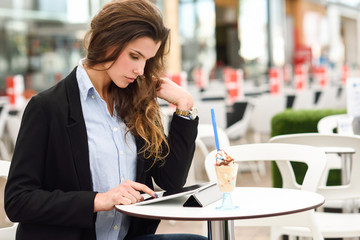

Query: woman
[[5, 0, 206, 239]]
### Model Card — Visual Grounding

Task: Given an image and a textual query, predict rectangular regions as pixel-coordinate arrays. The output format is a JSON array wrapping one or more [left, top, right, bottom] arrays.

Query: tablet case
[[183, 182, 222, 207]]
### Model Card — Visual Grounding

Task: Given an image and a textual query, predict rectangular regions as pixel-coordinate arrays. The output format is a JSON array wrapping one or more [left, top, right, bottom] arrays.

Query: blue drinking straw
[[211, 108, 220, 151]]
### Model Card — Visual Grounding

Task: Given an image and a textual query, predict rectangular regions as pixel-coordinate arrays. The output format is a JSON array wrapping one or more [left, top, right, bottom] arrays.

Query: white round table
[[116, 187, 324, 239]]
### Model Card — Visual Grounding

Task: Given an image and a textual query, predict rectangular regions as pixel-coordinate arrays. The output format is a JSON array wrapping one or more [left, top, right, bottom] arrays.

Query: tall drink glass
[[215, 163, 238, 210]]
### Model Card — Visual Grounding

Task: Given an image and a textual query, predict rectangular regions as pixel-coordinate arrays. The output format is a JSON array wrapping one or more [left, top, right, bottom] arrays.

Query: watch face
[[190, 107, 198, 119]]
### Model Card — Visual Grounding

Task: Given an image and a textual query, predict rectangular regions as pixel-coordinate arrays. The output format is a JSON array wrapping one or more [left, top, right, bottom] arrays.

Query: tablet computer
[[135, 182, 216, 206]]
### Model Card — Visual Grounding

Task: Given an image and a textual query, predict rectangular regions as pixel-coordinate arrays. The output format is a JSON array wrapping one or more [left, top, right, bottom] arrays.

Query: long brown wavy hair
[[83, 0, 170, 164]]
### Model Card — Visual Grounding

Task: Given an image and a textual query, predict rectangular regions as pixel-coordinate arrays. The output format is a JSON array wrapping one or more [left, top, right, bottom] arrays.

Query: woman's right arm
[[4, 97, 96, 228]]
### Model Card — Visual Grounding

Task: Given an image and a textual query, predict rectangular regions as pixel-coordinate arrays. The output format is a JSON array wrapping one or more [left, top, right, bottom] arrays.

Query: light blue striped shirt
[[76, 60, 137, 240]]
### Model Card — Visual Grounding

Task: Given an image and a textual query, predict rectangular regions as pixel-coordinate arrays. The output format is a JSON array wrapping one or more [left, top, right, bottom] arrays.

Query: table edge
[[115, 199, 325, 221]]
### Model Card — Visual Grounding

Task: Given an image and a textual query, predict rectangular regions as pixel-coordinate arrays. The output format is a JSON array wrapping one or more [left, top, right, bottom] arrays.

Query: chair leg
[[257, 161, 267, 176], [0, 140, 10, 161], [270, 227, 284, 240]]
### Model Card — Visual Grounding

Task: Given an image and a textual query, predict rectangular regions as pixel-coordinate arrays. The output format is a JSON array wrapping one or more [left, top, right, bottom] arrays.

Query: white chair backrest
[[292, 89, 315, 110], [0, 104, 9, 139], [249, 94, 286, 134], [317, 114, 353, 134], [269, 133, 360, 200], [193, 124, 231, 183], [6, 115, 22, 147], [194, 100, 227, 129], [205, 143, 327, 192], [196, 100, 227, 129], [0, 160, 10, 178], [196, 124, 230, 157], [336, 86, 347, 109], [225, 101, 254, 140], [200, 81, 227, 100], [0, 160, 18, 238], [315, 87, 339, 109]]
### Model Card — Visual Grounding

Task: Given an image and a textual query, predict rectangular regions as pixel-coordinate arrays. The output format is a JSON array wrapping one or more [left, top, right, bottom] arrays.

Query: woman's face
[[105, 37, 161, 88]]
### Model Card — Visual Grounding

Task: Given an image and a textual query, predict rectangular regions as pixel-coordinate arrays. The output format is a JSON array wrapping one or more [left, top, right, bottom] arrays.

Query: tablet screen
[[136, 182, 215, 205], [163, 184, 203, 197]]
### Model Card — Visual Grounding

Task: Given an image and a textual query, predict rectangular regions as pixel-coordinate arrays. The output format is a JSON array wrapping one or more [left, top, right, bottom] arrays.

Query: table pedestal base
[[208, 220, 235, 240]]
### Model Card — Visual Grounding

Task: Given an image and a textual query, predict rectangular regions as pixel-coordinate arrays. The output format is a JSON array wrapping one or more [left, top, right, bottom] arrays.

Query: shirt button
[[119, 150, 123, 155], [121, 177, 124, 182], [113, 127, 118, 132], [113, 225, 118, 230], [91, 95, 95, 99]]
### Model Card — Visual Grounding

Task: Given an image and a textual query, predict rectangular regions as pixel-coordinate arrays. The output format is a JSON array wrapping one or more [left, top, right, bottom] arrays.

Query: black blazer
[[5, 67, 198, 240]]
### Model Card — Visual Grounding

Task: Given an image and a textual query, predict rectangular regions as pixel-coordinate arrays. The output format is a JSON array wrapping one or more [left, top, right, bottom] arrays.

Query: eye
[[130, 54, 139, 60]]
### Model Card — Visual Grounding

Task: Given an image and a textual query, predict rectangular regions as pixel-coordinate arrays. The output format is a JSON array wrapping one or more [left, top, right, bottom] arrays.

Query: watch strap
[[175, 109, 190, 117], [175, 107, 198, 120]]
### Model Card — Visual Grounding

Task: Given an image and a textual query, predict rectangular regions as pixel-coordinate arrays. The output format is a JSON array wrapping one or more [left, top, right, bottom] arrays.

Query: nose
[[133, 61, 145, 76]]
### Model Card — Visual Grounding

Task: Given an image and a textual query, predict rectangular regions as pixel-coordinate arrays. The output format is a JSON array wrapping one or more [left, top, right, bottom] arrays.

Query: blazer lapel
[[64, 68, 93, 191], [135, 137, 146, 183]]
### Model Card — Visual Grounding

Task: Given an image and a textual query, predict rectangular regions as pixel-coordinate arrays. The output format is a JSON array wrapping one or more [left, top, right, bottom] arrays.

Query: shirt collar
[[76, 58, 95, 102]]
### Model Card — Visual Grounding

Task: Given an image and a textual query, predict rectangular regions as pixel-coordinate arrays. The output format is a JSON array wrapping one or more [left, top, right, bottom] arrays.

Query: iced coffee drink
[[214, 149, 238, 193]]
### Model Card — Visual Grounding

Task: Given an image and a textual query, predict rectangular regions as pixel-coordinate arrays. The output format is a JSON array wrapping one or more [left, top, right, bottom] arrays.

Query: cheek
[[113, 57, 133, 73]]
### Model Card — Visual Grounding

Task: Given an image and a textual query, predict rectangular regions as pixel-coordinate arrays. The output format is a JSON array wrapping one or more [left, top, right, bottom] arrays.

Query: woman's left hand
[[156, 77, 193, 110]]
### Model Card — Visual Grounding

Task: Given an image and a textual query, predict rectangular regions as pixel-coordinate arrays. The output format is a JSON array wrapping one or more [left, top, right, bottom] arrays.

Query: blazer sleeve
[[5, 96, 97, 228], [150, 114, 199, 190]]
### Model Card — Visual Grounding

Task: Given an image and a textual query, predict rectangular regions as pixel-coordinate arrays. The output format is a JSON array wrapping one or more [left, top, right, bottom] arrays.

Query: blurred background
[[0, 0, 359, 97], [1, 1, 360, 238]]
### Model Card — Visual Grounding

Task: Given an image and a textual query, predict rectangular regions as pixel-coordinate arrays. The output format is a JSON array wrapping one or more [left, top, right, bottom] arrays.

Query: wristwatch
[[175, 107, 198, 120]]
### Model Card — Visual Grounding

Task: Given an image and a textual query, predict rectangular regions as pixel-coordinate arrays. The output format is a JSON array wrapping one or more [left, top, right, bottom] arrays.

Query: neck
[[83, 64, 114, 116], [83, 64, 111, 101]]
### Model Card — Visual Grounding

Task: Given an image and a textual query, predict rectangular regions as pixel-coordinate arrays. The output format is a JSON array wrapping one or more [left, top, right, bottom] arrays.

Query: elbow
[[4, 195, 20, 222], [4, 201, 20, 223], [4, 190, 26, 223]]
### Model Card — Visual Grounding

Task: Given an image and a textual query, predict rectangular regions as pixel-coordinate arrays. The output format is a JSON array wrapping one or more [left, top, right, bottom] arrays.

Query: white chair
[[317, 114, 353, 134], [269, 133, 360, 239], [225, 101, 266, 180], [199, 81, 227, 101], [315, 87, 341, 109], [196, 124, 230, 158], [316, 115, 353, 187], [291, 89, 315, 110], [188, 124, 231, 185], [194, 124, 263, 184], [246, 94, 286, 177], [0, 160, 18, 239], [248, 94, 286, 143], [159, 105, 174, 135], [0, 104, 11, 161], [5, 114, 21, 149], [225, 100, 253, 142], [336, 86, 347, 109], [270, 132, 356, 187], [205, 143, 327, 240], [196, 100, 227, 130]]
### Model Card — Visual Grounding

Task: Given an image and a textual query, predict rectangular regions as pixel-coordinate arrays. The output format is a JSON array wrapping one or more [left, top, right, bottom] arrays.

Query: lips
[[125, 76, 136, 82]]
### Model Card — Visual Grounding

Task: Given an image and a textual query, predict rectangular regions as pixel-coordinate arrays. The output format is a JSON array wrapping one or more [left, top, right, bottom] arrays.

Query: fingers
[[94, 180, 157, 212], [94, 180, 156, 212], [128, 180, 157, 199], [115, 180, 156, 205], [157, 77, 193, 110], [118, 190, 138, 204]]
